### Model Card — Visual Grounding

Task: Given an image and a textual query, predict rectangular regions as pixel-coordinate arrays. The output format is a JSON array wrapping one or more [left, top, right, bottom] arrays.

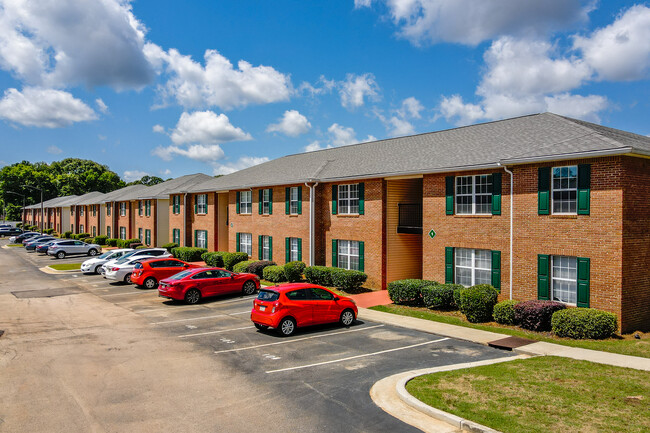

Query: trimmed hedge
[[514, 300, 566, 332], [284, 261, 306, 282], [459, 284, 499, 323], [304, 266, 333, 286], [62, 231, 72, 239], [493, 300, 520, 325], [387, 279, 437, 306], [331, 268, 367, 290], [263, 265, 287, 283], [452, 286, 466, 309], [171, 247, 208, 262], [117, 238, 141, 248], [105, 238, 119, 247], [44, 228, 54, 235], [551, 308, 618, 339], [202, 252, 224, 268], [248, 261, 276, 278], [73, 233, 90, 240], [222, 252, 249, 271], [421, 283, 455, 310], [162, 242, 179, 253], [233, 260, 256, 273], [94, 235, 108, 246], [136, 245, 149, 249], [82, 237, 93, 244]]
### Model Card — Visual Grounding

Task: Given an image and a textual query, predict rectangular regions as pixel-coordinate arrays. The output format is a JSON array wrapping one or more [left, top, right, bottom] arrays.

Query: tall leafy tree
[[126, 175, 165, 186]]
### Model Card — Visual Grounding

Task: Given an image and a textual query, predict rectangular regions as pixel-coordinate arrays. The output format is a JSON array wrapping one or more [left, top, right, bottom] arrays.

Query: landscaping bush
[[387, 279, 437, 306], [221, 252, 250, 271], [136, 245, 149, 249], [233, 260, 256, 273], [263, 265, 287, 283], [94, 235, 108, 246], [116, 238, 141, 248], [493, 300, 520, 325], [330, 268, 367, 291], [284, 261, 306, 282], [514, 300, 566, 332], [451, 285, 467, 309], [459, 284, 499, 323], [162, 242, 179, 253], [105, 238, 119, 247], [44, 228, 54, 235], [247, 260, 276, 278], [171, 247, 207, 262], [304, 266, 333, 286], [421, 283, 455, 310], [62, 231, 72, 239], [75, 233, 90, 240], [201, 251, 224, 267], [82, 237, 93, 244], [551, 308, 618, 339], [16, 223, 22, 228]]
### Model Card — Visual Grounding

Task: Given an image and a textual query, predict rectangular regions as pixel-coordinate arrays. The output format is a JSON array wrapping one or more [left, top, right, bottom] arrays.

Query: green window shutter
[[269, 189, 273, 215], [297, 238, 302, 261], [258, 235, 263, 260], [285, 188, 290, 214], [445, 247, 454, 283], [538, 167, 550, 215], [537, 254, 550, 300], [445, 176, 454, 215], [491, 250, 501, 291], [139, 201, 142, 216], [258, 190, 263, 214], [236, 192, 240, 214], [204, 195, 208, 215], [577, 257, 590, 307], [331, 185, 338, 214], [577, 164, 591, 215], [358, 183, 365, 215], [194, 230, 197, 247], [268, 236, 273, 261], [358, 241, 364, 272], [492, 172, 502, 215], [332, 239, 338, 267], [285, 237, 290, 262], [194, 195, 197, 214], [236, 233, 240, 252], [297, 186, 302, 214]]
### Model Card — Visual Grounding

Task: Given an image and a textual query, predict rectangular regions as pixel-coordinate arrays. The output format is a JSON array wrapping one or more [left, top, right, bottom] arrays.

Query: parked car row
[[11, 232, 103, 258]]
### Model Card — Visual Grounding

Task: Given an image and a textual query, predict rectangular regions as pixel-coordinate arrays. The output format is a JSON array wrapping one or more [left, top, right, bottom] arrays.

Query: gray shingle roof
[[70, 191, 106, 205], [25, 195, 79, 210], [136, 173, 213, 199], [100, 184, 150, 203]]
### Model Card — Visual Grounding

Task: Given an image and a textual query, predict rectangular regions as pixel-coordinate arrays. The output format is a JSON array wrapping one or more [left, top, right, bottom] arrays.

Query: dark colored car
[[0, 227, 22, 236], [35, 241, 56, 254], [14, 232, 41, 243], [131, 258, 201, 289], [158, 267, 260, 304], [25, 236, 56, 251]]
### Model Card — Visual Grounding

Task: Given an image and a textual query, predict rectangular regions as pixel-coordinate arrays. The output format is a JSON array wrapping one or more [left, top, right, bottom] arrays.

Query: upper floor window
[[456, 175, 492, 215], [552, 166, 577, 214], [262, 189, 272, 215], [138, 200, 143, 216], [80, 206, 84, 216], [107, 203, 111, 216], [172, 196, 181, 214], [145, 200, 152, 216], [290, 187, 299, 215], [196, 194, 207, 214], [239, 191, 252, 214], [338, 184, 359, 214]]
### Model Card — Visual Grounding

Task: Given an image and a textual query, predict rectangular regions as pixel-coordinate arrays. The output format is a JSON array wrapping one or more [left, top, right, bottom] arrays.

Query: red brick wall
[[87, 204, 100, 237], [168, 194, 188, 247], [115, 200, 132, 239], [134, 200, 157, 246], [190, 193, 217, 250]]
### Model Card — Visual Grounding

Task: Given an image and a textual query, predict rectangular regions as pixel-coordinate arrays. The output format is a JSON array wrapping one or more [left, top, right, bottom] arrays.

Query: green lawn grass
[[7, 244, 23, 247], [407, 356, 650, 433], [370, 304, 650, 359], [48, 263, 82, 271]]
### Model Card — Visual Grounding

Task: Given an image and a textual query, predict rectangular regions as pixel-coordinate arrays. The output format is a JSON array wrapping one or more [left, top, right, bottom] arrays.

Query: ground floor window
[[552, 256, 577, 304], [119, 226, 126, 240], [338, 240, 360, 271], [173, 228, 180, 245], [138, 228, 143, 241], [79, 224, 84, 233], [259, 235, 272, 260], [455, 248, 491, 287], [106, 226, 111, 238], [92, 226, 96, 237], [239, 233, 252, 256], [289, 237, 301, 262], [145, 229, 151, 246], [195, 230, 207, 249]]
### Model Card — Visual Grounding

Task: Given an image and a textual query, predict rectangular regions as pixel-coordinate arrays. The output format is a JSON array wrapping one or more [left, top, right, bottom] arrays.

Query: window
[[173, 196, 181, 214], [286, 289, 308, 300], [92, 205, 96, 217], [289, 237, 300, 262], [195, 230, 207, 248], [240, 191, 252, 214], [107, 226, 111, 238], [138, 201, 143, 216], [290, 187, 299, 215], [338, 240, 360, 271], [173, 228, 180, 245], [456, 175, 492, 215], [239, 233, 252, 255], [338, 184, 359, 214], [196, 194, 207, 214], [552, 166, 577, 214], [70, 208, 74, 215], [79, 224, 84, 233], [80, 207, 84, 216], [145, 229, 151, 246], [145, 200, 151, 216], [138, 228, 143, 241], [262, 189, 271, 214], [455, 248, 491, 286], [119, 226, 126, 240], [310, 288, 334, 300], [120, 202, 126, 216], [107, 203, 111, 216], [552, 256, 577, 304], [92, 226, 96, 237], [261, 235, 271, 260]]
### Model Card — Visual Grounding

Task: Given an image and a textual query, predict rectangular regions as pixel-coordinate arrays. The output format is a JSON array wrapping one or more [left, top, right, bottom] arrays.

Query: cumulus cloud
[[339, 73, 380, 109], [146, 46, 291, 110], [152, 144, 225, 162], [152, 124, 165, 133], [0, 0, 154, 89], [95, 98, 109, 114], [267, 110, 311, 137], [356, 0, 588, 46], [0, 87, 97, 128], [170, 111, 252, 145], [304, 123, 376, 152], [123, 170, 150, 182], [212, 156, 270, 175], [374, 97, 424, 136], [47, 145, 62, 155]]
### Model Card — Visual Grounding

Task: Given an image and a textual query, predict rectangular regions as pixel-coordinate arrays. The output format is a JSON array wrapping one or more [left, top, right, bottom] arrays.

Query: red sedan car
[[158, 267, 260, 304], [131, 258, 201, 289], [250, 283, 358, 336]]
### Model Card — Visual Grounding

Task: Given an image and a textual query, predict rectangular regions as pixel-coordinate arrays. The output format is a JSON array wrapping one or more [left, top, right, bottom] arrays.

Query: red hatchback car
[[158, 267, 260, 304], [250, 283, 358, 336], [131, 258, 200, 289]]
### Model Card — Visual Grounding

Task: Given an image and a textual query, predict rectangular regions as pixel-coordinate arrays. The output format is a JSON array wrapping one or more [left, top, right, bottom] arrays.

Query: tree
[[50, 158, 124, 194], [126, 175, 165, 186]]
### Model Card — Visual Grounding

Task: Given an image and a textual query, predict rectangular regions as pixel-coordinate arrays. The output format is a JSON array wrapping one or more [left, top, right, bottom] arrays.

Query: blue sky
[[0, 1, 648, 181]]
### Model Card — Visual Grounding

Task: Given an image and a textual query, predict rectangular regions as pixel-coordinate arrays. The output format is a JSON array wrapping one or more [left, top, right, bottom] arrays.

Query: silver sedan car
[[103, 256, 147, 284]]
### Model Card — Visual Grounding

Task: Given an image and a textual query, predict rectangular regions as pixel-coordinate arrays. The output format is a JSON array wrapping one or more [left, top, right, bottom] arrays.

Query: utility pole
[[23, 185, 44, 233]]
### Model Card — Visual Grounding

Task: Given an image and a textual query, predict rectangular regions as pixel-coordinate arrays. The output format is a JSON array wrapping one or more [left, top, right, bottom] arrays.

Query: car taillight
[[271, 302, 280, 313], [111, 267, 119, 271]]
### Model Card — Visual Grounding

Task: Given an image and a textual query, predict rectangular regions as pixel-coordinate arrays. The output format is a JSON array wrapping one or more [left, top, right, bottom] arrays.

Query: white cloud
[[304, 141, 324, 152], [160, 168, 171, 176], [304, 123, 376, 152], [544, 93, 608, 122], [152, 144, 226, 162], [123, 170, 150, 182], [0, 0, 154, 89], [95, 98, 108, 114], [146, 46, 291, 110], [375, 96, 424, 136], [47, 145, 62, 155], [358, 0, 588, 46], [267, 110, 311, 137], [0, 87, 97, 128], [573, 5, 650, 81], [339, 73, 380, 109], [98, 134, 107, 140], [212, 156, 270, 175], [399, 96, 424, 119], [298, 76, 336, 97], [170, 111, 252, 145], [152, 124, 165, 133]]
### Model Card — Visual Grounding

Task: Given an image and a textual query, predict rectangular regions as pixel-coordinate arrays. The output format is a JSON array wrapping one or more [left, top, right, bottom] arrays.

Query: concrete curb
[[40, 266, 81, 274]]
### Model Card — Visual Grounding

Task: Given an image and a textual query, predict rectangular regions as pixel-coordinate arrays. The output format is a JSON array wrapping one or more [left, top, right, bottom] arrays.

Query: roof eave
[[499, 147, 634, 165]]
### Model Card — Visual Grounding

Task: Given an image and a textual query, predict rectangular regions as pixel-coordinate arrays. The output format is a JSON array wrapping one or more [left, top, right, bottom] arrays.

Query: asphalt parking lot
[[8, 244, 515, 432]]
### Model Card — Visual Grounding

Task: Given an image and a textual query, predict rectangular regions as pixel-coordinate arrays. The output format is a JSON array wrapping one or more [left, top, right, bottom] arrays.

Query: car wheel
[[124, 273, 132, 284], [340, 309, 355, 327], [277, 317, 296, 337], [143, 277, 157, 290], [94, 265, 103, 274], [184, 288, 201, 305], [56, 251, 65, 259], [242, 280, 256, 296], [88, 249, 98, 256], [254, 323, 269, 331]]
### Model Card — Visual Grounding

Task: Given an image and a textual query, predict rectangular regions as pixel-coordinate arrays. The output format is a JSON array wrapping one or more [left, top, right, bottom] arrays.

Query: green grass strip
[[48, 263, 82, 271]]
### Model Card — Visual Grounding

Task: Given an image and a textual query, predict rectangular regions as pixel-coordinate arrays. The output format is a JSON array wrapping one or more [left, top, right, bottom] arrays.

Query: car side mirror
[[333, 296, 340, 301]]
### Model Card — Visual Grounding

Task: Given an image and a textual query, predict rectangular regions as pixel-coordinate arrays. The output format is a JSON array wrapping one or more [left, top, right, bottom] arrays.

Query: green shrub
[[247, 261, 276, 277], [44, 228, 54, 235], [221, 252, 250, 271], [551, 308, 618, 339], [201, 251, 224, 267], [459, 284, 499, 323], [162, 242, 179, 253], [515, 300, 566, 332], [136, 245, 149, 249], [263, 265, 287, 283], [171, 247, 207, 262], [75, 232, 90, 240], [117, 238, 141, 248], [493, 300, 520, 325], [284, 261, 306, 282], [105, 238, 118, 247], [94, 235, 108, 246], [330, 268, 367, 290], [233, 260, 256, 273], [16, 223, 22, 228], [387, 279, 437, 306], [82, 237, 93, 244], [304, 266, 333, 286], [421, 283, 455, 310], [452, 285, 467, 309], [62, 231, 72, 239]]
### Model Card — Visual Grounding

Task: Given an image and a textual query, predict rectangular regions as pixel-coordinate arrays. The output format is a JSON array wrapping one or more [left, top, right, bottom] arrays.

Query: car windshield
[[167, 270, 193, 281], [97, 251, 113, 259], [257, 290, 280, 302]]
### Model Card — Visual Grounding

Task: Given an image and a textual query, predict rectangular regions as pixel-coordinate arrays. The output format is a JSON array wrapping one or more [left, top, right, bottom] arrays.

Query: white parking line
[[213, 324, 385, 354], [101, 291, 149, 297], [265, 338, 450, 373], [178, 325, 255, 338], [151, 310, 250, 325]]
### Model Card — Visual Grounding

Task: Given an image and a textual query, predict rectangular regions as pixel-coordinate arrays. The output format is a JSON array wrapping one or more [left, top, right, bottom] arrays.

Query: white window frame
[[338, 240, 360, 271], [197, 194, 208, 215], [79, 224, 84, 233], [551, 165, 578, 215], [138, 228, 143, 241], [262, 235, 271, 260], [240, 233, 252, 256], [338, 184, 359, 215], [551, 255, 578, 305], [454, 248, 491, 287], [173, 229, 180, 245], [119, 202, 126, 216], [106, 226, 111, 238], [290, 237, 300, 262], [196, 230, 207, 248], [240, 191, 252, 214], [262, 189, 271, 215], [80, 206, 84, 216], [107, 203, 111, 216], [290, 187, 299, 215], [455, 175, 492, 215], [119, 226, 126, 240], [173, 196, 181, 214]]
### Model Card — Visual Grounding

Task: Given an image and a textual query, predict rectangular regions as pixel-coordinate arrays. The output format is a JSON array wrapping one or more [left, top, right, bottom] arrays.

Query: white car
[[81, 248, 134, 274], [103, 256, 148, 283], [101, 248, 172, 280]]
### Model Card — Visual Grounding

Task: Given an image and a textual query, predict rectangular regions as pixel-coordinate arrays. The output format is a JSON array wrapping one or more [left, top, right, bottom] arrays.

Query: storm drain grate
[[11, 286, 83, 299], [488, 336, 536, 351]]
